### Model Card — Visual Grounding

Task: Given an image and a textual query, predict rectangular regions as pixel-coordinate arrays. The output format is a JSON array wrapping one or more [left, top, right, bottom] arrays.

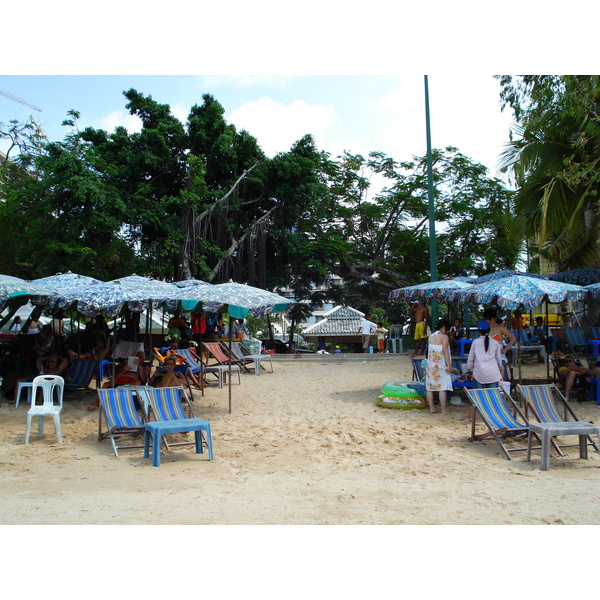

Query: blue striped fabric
[[98, 388, 145, 428], [146, 387, 187, 421], [466, 388, 526, 430], [177, 349, 202, 374], [520, 385, 564, 423], [66, 359, 97, 387]]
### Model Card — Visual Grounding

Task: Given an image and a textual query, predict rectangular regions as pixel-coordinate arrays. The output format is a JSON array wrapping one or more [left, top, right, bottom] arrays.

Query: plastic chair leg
[[15, 382, 33, 408], [38, 415, 44, 436], [53, 415, 62, 443], [25, 414, 32, 444]]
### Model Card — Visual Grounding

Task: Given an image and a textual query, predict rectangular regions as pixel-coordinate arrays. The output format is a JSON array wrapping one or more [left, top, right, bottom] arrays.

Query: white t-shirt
[[360, 320, 376, 335]]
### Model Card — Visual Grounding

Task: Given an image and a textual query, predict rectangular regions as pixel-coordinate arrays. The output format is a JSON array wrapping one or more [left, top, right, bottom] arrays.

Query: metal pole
[[424, 75, 438, 324]]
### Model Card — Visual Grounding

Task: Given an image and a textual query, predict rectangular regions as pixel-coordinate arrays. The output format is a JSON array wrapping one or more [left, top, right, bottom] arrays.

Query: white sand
[[1, 353, 600, 526]]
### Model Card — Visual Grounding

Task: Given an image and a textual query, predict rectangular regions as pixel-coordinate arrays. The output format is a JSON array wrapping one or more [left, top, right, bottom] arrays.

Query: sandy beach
[[1, 352, 599, 526]]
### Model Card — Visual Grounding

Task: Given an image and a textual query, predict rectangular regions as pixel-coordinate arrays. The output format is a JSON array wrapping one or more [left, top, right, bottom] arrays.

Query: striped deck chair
[[465, 387, 534, 460], [143, 386, 213, 466], [97, 387, 147, 457], [563, 327, 587, 354], [412, 358, 424, 382], [203, 342, 243, 367], [64, 359, 97, 395], [516, 383, 600, 455], [230, 341, 273, 375]]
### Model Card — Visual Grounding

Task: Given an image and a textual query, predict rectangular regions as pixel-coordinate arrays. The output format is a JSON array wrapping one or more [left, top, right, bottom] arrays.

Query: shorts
[[362, 334, 372, 349], [414, 321, 428, 340]]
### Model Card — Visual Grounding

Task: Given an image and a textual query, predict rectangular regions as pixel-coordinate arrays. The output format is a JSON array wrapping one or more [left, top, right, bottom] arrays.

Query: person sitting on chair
[[557, 355, 592, 400], [152, 355, 186, 388]]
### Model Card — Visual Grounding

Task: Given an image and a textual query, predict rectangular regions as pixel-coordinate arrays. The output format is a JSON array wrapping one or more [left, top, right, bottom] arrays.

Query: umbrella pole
[[546, 301, 550, 382], [228, 316, 233, 414]]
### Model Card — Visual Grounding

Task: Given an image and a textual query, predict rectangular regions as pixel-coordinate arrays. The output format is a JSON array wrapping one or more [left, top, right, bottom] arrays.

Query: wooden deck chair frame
[[465, 387, 538, 460], [97, 387, 147, 457], [516, 383, 600, 455], [64, 358, 98, 395], [230, 341, 273, 374], [143, 386, 209, 452]]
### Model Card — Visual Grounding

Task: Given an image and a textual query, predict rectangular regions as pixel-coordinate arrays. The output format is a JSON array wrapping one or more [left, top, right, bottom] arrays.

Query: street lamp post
[[424, 75, 438, 324]]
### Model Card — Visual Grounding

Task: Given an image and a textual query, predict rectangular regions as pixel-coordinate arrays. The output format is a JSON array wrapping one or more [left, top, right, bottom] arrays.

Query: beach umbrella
[[0, 279, 55, 304], [169, 282, 294, 413], [174, 279, 211, 288], [450, 275, 588, 382], [474, 269, 548, 284], [0, 274, 29, 283], [173, 281, 292, 318], [388, 279, 473, 302], [50, 281, 176, 317], [31, 271, 103, 291], [449, 275, 586, 310], [550, 268, 600, 286]]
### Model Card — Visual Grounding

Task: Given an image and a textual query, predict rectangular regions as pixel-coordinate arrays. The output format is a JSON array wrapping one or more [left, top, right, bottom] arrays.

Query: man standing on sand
[[410, 301, 430, 357], [357, 314, 377, 353]]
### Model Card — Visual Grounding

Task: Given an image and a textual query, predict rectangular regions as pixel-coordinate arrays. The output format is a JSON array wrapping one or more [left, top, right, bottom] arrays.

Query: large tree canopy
[[1, 88, 518, 317]]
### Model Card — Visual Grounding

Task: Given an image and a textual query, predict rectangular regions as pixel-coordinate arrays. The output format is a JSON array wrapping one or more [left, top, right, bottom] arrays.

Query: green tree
[[497, 75, 600, 269]]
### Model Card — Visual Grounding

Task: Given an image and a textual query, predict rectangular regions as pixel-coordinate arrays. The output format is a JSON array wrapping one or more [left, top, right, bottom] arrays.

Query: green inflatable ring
[[376, 380, 427, 410], [380, 380, 423, 398]]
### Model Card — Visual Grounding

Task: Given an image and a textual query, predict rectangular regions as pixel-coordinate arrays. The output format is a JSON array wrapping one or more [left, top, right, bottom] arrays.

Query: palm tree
[[499, 76, 600, 270]]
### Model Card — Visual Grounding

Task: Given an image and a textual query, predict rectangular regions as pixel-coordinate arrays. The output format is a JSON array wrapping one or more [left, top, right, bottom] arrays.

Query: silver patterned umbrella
[[172, 281, 292, 318], [31, 271, 103, 291], [0, 279, 55, 304]]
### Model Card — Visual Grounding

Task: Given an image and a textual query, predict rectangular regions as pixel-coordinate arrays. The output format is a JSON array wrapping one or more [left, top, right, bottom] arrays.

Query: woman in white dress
[[425, 318, 453, 413]]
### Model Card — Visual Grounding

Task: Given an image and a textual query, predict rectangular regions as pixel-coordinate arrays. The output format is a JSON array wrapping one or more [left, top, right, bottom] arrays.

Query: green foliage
[[498, 75, 600, 269]]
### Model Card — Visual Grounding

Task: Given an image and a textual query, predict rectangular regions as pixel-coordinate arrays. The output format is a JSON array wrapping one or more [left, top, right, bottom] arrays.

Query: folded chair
[[465, 387, 534, 460], [142, 386, 213, 467], [516, 383, 600, 456], [25, 375, 64, 444], [64, 359, 98, 395], [97, 387, 147, 457], [230, 341, 273, 375]]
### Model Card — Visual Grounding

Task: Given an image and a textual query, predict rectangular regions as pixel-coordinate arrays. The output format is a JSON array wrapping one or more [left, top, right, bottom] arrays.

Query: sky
[[1, 74, 515, 183]]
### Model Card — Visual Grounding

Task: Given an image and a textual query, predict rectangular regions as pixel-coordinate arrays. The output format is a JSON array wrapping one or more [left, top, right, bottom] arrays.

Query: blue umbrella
[[449, 274, 586, 310], [550, 268, 600, 286], [174, 279, 211, 288], [474, 269, 547, 284], [389, 279, 473, 302]]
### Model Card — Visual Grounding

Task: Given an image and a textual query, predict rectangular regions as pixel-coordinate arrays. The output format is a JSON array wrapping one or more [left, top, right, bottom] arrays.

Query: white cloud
[[95, 109, 142, 134], [227, 97, 338, 157]]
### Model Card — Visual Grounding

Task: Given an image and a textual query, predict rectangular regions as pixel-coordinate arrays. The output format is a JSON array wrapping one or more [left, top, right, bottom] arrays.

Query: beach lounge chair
[[201, 342, 242, 388], [412, 358, 424, 381], [230, 340, 273, 375], [97, 387, 147, 457], [516, 383, 600, 455], [25, 375, 64, 444], [64, 358, 97, 395], [563, 327, 587, 355], [142, 386, 213, 467], [465, 387, 533, 460]]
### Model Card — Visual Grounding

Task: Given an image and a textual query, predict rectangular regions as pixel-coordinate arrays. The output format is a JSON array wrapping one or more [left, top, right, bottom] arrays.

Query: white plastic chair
[[25, 375, 64, 444]]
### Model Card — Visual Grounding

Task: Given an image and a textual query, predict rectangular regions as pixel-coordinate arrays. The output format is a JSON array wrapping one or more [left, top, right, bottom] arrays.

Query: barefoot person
[[153, 355, 186, 388], [410, 301, 430, 357], [425, 319, 452, 414], [465, 320, 503, 421]]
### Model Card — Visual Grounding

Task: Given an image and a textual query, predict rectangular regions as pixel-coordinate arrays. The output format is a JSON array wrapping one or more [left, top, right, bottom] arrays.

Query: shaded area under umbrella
[[168, 282, 294, 413]]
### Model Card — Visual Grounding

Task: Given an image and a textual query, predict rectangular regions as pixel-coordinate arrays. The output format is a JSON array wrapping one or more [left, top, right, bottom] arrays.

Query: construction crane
[[0, 89, 42, 112]]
